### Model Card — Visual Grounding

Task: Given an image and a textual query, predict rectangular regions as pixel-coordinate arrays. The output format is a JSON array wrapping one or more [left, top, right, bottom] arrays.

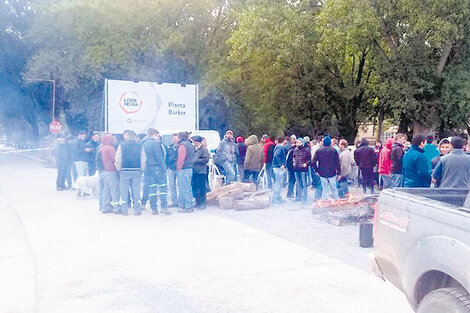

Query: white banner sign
[[106, 79, 197, 134]]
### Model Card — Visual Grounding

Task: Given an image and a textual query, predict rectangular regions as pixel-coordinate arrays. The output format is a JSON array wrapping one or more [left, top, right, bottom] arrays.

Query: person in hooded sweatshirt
[[312, 136, 340, 200], [378, 138, 395, 189], [97, 133, 120, 214], [243, 135, 264, 187], [293, 138, 311, 203], [354, 138, 376, 194]]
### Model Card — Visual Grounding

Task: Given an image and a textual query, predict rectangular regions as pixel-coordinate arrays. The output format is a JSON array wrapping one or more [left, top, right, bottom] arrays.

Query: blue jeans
[[391, 174, 404, 188], [311, 171, 323, 200], [167, 169, 178, 206], [287, 170, 296, 198], [337, 176, 349, 198], [295, 171, 308, 203], [119, 170, 142, 214], [272, 167, 286, 202], [380, 174, 392, 189], [222, 160, 236, 185], [177, 168, 194, 209], [320, 176, 339, 200], [266, 163, 274, 189], [74, 161, 88, 177], [101, 171, 120, 212]]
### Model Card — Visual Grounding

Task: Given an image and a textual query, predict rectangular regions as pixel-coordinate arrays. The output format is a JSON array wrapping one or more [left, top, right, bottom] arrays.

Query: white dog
[[74, 172, 100, 198]]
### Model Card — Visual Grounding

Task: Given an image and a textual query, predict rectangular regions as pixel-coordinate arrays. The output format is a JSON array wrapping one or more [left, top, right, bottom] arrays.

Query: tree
[[369, 0, 470, 136]]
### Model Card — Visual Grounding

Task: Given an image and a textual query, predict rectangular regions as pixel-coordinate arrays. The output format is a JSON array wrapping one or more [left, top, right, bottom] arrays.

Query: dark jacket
[[354, 144, 376, 168], [272, 144, 287, 168], [177, 139, 195, 171], [166, 143, 178, 171], [74, 139, 88, 162], [192, 145, 211, 174], [312, 146, 340, 178], [54, 143, 69, 167], [86, 140, 100, 164], [390, 142, 404, 174], [142, 138, 166, 174], [402, 145, 431, 187], [286, 146, 295, 172], [293, 145, 311, 172], [116, 139, 142, 171], [433, 150, 470, 188], [237, 142, 247, 165]]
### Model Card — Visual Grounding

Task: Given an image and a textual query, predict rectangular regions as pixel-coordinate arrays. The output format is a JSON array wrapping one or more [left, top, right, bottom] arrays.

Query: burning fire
[[314, 193, 360, 208]]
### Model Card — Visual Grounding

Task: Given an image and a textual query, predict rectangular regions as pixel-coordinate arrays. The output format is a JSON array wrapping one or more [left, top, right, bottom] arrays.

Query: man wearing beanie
[[312, 135, 341, 200], [191, 135, 210, 209]]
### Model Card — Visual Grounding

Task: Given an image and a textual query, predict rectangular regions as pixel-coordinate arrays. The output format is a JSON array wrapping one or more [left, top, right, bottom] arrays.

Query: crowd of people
[[54, 129, 470, 215]]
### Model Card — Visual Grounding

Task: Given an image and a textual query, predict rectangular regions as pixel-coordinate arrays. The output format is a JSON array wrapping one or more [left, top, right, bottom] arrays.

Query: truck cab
[[371, 188, 470, 312]]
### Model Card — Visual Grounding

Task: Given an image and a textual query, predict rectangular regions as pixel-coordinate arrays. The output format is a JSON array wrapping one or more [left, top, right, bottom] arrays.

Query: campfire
[[314, 194, 362, 208], [312, 193, 378, 226]]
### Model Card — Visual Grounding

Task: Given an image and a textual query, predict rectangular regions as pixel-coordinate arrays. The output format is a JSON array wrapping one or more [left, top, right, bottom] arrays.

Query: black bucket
[[359, 222, 374, 248]]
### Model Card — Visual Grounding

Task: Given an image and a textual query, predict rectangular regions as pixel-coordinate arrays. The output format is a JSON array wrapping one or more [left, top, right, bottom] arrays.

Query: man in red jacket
[[378, 138, 394, 189], [262, 134, 275, 189], [97, 133, 120, 214]]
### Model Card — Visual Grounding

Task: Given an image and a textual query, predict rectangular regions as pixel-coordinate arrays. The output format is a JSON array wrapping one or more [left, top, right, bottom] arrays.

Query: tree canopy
[[1, 0, 470, 143]]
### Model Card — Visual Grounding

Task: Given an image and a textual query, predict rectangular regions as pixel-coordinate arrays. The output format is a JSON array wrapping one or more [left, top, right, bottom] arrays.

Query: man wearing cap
[[191, 136, 211, 209], [141, 128, 170, 215], [176, 132, 196, 212], [215, 130, 238, 185]]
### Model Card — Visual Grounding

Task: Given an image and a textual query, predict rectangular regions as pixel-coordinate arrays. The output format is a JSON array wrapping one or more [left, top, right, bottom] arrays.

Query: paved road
[[0, 153, 413, 313]]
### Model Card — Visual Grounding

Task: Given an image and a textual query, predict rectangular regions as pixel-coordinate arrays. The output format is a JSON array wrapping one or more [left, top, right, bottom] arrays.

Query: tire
[[417, 288, 470, 313]]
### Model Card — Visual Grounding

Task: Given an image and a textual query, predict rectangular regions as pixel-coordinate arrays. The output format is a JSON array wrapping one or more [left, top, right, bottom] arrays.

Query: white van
[[159, 130, 221, 153]]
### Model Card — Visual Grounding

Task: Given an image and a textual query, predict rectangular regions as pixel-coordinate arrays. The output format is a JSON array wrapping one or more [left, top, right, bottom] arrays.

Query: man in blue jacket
[[272, 136, 287, 204], [403, 135, 431, 188]]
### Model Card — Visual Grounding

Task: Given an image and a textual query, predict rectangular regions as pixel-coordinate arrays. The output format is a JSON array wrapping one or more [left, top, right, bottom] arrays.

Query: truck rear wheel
[[417, 288, 470, 313]]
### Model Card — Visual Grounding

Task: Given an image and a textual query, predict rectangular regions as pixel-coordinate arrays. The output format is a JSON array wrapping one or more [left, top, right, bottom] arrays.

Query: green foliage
[[2, 0, 470, 141]]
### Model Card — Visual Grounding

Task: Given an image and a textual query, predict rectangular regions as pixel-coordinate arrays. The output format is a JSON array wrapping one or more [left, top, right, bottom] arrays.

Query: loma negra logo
[[119, 92, 142, 114]]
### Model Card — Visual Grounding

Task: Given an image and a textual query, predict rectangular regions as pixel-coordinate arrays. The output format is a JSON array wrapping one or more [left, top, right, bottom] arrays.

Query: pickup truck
[[371, 188, 470, 313]]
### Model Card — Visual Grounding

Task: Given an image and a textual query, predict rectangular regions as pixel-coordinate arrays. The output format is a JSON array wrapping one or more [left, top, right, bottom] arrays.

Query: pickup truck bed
[[372, 188, 470, 312]]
